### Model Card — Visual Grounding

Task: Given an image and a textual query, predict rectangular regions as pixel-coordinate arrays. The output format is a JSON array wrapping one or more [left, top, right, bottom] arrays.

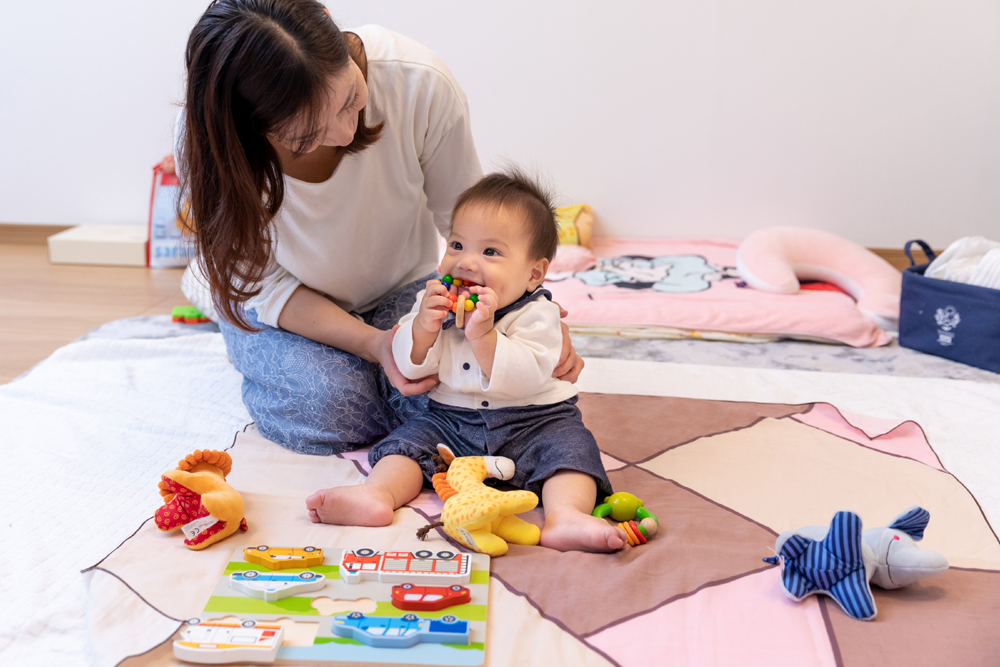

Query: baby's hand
[[464, 286, 498, 341], [415, 279, 453, 334]]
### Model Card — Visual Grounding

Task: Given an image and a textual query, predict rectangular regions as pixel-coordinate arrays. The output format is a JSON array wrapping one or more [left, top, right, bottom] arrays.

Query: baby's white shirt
[[392, 291, 579, 410], [177, 25, 482, 326]]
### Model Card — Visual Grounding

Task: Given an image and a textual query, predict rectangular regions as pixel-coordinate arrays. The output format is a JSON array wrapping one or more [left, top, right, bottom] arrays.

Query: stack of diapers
[[924, 236, 1000, 289]]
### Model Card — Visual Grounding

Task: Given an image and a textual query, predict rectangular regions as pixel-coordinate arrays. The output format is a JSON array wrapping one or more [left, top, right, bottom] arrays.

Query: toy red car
[[390, 583, 471, 611]]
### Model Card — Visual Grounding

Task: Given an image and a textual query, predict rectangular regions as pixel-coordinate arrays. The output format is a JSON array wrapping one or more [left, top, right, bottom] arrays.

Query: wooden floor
[[0, 238, 185, 384]]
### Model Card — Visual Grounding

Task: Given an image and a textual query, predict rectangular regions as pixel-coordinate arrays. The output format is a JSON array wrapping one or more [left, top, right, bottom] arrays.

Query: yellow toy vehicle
[[242, 545, 324, 570]]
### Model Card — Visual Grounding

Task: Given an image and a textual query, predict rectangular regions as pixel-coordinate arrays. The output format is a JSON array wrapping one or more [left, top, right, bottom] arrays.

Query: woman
[[177, 0, 584, 465]]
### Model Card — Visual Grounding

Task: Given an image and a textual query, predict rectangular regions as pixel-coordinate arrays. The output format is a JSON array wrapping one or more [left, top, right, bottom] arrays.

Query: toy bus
[[173, 618, 283, 664], [332, 612, 469, 648], [339, 549, 472, 585]]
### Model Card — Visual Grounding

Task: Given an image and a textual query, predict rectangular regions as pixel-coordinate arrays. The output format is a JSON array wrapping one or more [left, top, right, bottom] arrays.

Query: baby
[[306, 170, 626, 553]]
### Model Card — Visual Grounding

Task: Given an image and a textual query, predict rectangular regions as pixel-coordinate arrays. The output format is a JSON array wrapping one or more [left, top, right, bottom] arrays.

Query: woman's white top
[[178, 25, 482, 327], [392, 291, 578, 410]]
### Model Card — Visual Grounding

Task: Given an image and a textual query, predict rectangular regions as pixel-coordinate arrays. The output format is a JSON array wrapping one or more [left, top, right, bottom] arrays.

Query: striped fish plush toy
[[763, 506, 948, 620]]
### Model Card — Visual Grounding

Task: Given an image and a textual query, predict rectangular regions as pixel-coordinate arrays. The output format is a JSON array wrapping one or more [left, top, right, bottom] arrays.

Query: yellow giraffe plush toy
[[421, 445, 540, 557]]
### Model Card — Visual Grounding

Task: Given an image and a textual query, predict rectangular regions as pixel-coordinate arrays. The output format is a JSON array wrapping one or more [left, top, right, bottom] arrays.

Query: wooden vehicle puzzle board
[[192, 547, 490, 666]]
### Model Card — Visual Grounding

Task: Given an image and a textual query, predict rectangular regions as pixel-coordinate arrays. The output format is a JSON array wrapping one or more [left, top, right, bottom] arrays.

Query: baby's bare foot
[[539, 507, 627, 553], [305, 484, 395, 526]]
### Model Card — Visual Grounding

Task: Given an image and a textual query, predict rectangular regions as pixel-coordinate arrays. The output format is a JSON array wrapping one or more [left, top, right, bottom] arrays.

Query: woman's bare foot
[[539, 506, 627, 553], [305, 484, 395, 526]]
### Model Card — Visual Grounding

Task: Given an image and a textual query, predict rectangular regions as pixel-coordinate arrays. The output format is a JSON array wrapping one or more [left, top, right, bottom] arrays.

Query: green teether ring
[[635, 507, 658, 524]]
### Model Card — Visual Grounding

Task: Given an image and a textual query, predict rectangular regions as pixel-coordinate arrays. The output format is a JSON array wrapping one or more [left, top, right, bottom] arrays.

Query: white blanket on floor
[[0, 334, 250, 666], [3, 333, 999, 667]]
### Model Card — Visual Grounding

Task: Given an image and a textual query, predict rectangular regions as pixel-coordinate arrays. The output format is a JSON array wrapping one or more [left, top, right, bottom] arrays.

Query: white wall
[[2, 1, 998, 247]]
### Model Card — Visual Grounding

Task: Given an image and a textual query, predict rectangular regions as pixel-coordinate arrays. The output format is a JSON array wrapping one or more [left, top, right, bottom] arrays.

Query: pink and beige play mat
[[5, 321, 998, 666]]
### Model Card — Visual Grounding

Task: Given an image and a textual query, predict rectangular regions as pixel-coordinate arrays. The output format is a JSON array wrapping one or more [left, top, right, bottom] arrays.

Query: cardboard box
[[47, 225, 149, 267]]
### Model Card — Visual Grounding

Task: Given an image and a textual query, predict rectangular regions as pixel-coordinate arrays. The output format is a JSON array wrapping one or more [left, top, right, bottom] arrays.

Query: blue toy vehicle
[[229, 570, 326, 602], [332, 612, 469, 648]]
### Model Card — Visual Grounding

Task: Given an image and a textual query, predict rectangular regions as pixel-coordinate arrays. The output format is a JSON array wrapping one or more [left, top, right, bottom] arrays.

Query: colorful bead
[[620, 521, 638, 546], [629, 520, 647, 544], [640, 517, 658, 537], [464, 299, 474, 312], [442, 275, 453, 284], [469, 294, 479, 304], [453, 278, 463, 287], [627, 521, 641, 545]]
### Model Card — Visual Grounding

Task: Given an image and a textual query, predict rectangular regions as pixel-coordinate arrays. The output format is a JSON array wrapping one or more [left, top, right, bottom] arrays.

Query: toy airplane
[[764, 506, 948, 620]]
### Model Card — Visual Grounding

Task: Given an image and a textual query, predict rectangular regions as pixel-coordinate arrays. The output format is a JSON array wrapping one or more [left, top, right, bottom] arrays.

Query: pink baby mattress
[[546, 238, 892, 347]]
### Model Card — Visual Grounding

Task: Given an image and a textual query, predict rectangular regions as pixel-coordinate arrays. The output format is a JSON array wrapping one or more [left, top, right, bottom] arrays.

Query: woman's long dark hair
[[179, 0, 382, 330]]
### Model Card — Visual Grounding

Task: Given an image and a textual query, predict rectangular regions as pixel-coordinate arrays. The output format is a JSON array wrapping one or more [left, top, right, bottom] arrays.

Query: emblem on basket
[[934, 306, 961, 346]]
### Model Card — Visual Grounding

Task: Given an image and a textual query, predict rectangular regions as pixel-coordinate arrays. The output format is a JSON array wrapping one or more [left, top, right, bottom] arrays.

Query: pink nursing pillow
[[736, 227, 902, 331]]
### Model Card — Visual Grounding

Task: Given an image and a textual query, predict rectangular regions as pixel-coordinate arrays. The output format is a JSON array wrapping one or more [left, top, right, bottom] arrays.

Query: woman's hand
[[553, 304, 584, 383], [372, 326, 439, 396]]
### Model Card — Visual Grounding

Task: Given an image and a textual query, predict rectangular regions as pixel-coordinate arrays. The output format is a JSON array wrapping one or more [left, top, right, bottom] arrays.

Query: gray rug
[[571, 333, 999, 383], [77, 315, 999, 384]]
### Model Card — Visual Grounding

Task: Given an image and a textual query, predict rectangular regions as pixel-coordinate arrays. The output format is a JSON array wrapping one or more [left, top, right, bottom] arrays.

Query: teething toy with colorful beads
[[440, 275, 482, 328], [441, 275, 480, 294], [592, 492, 660, 547]]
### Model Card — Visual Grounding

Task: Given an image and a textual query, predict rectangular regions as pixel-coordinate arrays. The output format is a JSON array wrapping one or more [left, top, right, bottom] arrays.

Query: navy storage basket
[[898, 240, 1000, 373]]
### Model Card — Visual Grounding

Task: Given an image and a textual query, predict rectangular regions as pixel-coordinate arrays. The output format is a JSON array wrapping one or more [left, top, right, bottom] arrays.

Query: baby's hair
[[452, 168, 558, 262]]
